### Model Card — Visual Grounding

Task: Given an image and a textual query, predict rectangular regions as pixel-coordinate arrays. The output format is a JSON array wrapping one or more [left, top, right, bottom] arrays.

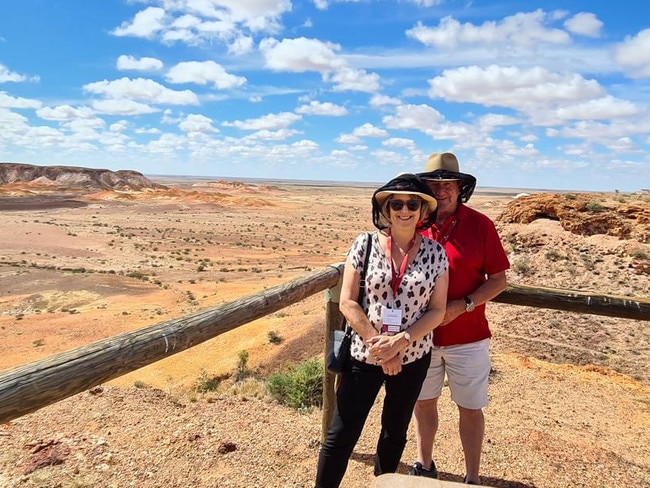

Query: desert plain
[[0, 176, 648, 488]]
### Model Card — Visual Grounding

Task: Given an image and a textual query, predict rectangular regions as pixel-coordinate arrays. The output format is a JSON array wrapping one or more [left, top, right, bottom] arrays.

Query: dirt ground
[[0, 178, 648, 487]]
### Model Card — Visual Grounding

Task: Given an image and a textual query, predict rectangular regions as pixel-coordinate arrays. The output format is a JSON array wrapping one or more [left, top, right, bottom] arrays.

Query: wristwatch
[[402, 331, 411, 343], [464, 296, 475, 313]]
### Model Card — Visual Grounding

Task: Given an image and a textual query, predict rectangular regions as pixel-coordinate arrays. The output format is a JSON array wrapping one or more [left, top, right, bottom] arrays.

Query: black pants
[[315, 352, 431, 488]]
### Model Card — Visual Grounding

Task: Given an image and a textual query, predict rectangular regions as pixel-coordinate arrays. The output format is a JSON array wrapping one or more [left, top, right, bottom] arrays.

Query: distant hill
[[0, 162, 167, 191]]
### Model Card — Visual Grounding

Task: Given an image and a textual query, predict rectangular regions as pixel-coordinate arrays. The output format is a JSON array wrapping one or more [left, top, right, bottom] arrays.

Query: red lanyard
[[387, 232, 416, 296], [431, 217, 458, 246]]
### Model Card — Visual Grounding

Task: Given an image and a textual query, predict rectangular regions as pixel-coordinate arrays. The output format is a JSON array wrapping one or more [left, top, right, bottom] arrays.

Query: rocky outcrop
[[0, 162, 167, 191], [497, 192, 650, 243]]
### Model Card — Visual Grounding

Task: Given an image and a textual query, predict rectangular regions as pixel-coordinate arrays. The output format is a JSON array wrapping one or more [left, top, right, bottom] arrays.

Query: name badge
[[381, 306, 402, 335]]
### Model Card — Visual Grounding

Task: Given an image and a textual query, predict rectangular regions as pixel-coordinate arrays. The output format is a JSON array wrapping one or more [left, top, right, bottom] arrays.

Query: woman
[[315, 173, 449, 488]]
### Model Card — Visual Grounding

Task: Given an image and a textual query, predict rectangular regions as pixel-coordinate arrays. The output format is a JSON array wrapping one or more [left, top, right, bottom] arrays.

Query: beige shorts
[[418, 338, 491, 409]]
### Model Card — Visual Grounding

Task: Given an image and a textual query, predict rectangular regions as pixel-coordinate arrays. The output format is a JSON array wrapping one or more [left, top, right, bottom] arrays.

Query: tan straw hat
[[417, 152, 477, 202]]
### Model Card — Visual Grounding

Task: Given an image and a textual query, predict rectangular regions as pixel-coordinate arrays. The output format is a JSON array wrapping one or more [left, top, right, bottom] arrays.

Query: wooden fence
[[0, 264, 648, 430]]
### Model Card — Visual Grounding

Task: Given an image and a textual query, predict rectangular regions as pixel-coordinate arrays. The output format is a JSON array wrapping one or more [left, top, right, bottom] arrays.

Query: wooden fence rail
[[0, 266, 341, 424], [492, 283, 649, 320], [0, 264, 648, 428]]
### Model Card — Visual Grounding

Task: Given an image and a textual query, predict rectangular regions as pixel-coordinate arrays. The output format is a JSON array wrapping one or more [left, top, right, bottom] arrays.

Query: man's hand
[[440, 299, 465, 325]]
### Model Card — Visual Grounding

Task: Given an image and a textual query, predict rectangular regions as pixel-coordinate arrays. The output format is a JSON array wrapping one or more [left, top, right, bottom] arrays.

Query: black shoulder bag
[[327, 232, 372, 374]]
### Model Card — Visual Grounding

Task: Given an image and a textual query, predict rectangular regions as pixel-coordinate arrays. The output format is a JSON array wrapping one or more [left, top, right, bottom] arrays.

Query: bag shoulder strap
[[344, 233, 373, 336], [358, 232, 372, 304]]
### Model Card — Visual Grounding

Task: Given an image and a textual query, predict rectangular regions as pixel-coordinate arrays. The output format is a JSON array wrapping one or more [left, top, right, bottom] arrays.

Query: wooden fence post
[[323, 263, 346, 441]]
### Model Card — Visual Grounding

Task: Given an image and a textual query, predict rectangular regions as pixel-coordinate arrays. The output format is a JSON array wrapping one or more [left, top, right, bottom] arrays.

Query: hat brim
[[417, 169, 474, 182], [375, 190, 438, 209], [417, 170, 477, 203]]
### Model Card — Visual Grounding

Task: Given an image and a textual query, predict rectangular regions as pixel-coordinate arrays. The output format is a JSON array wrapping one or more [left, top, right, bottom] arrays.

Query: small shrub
[[195, 369, 221, 393], [545, 249, 562, 262], [630, 249, 648, 260], [512, 256, 530, 275], [233, 350, 252, 382], [267, 359, 323, 410], [585, 201, 605, 213], [268, 330, 283, 344]]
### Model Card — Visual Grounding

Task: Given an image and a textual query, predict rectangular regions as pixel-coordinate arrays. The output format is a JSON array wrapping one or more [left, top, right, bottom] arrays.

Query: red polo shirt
[[420, 204, 510, 346]]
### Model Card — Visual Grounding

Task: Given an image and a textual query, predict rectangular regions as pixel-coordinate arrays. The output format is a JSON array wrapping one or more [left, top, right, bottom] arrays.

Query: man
[[408, 152, 510, 485]]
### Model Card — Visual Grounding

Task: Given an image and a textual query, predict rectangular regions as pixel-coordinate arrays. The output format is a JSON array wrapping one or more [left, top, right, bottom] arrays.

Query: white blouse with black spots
[[347, 231, 448, 365]]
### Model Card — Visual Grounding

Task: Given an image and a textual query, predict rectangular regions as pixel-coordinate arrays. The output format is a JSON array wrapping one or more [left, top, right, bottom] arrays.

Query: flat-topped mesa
[[0, 162, 167, 191]]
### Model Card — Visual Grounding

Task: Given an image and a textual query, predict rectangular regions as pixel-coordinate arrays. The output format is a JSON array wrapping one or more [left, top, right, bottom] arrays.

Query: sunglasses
[[388, 199, 422, 211]]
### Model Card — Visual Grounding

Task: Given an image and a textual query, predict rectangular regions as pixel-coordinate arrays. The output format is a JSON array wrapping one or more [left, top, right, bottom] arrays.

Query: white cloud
[[382, 137, 416, 149], [117, 55, 164, 71], [614, 29, 650, 79], [112, 7, 167, 38], [383, 104, 444, 131], [351, 123, 388, 138], [296, 101, 348, 116], [110, 121, 129, 132], [0, 64, 29, 83], [370, 94, 401, 107], [166, 61, 246, 89], [92, 99, 159, 116], [224, 111, 302, 130], [0, 91, 42, 109], [21, 126, 66, 146], [336, 133, 360, 144], [428, 65, 604, 111], [476, 113, 520, 130], [260, 37, 379, 92], [326, 67, 381, 92], [243, 128, 301, 140], [558, 119, 650, 142], [228, 35, 254, 55], [563, 12, 603, 38], [260, 37, 344, 72], [84, 77, 199, 105], [179, 113, 219, 133], [111, 1, 290, 48], [0, 108, 29, 132], [146, 132, 188, 155], [36, 105, 95, 121], [348, 144, 368, 151], [407, 10, 570, 49], [370, 148, 411, 166], [552, 96, 640, 121], [63, 117, 106, 133]]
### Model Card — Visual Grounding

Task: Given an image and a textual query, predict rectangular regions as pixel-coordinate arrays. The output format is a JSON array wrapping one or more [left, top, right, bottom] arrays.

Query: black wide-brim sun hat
[[371, 173, 437, 230], [417, 152, 477, 203]]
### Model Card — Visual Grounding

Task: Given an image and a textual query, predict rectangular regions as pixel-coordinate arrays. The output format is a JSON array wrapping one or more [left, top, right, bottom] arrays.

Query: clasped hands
[[367, 335, 403, 376]]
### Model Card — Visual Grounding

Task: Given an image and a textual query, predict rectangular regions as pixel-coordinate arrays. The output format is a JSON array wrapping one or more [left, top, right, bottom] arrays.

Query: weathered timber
[[1, 261, 648, 427], [0, 266, 341, 424], [493, 283, 650, 320]]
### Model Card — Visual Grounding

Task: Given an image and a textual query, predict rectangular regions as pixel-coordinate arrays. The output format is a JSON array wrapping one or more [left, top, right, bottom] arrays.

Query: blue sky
[[1, 1, 649, 192]]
